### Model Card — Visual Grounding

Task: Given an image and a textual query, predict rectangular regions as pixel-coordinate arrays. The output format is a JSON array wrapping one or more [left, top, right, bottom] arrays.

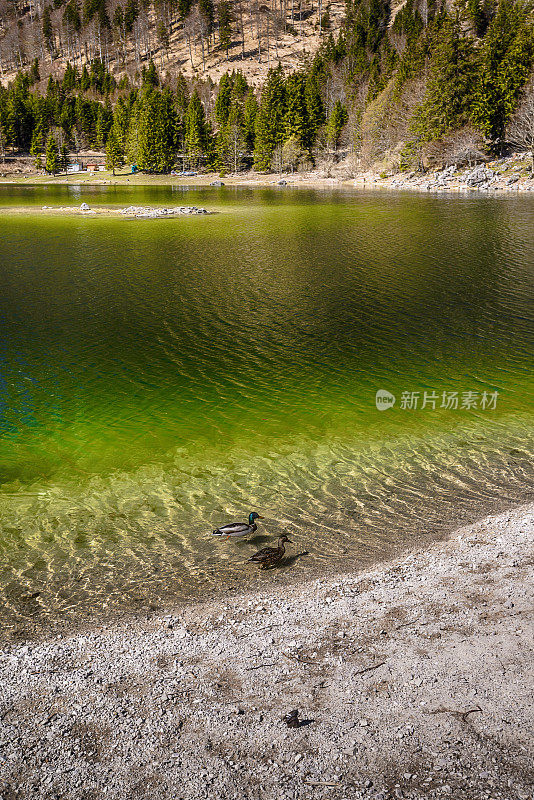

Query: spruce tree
[[45, 134, 59, 174], [217, 0, 233, 58], [326, 100, 348, 149], [142, 60, 159, 87], [63, 62, 77, 92], [176, 73, 190, 113], [29, 58, 40, 85], [284, 72, 309, 147], [471, 0, 534, 146], [30, 125, 44, 159], [185, 91, 209, 168], [243, 90, 258, 151], [106, 126, 125, 174], [215, 73, 233, 127], [42, 6, 54, 59], [137, 87, 178, 172], [80, 66, 91, 92], [217, 93, 247, 171], [112, 98, 130, 152], [253, 66, 286, 171], [412, 14, 477, 141], [30, 123, 45, 168], [60, 143, 69, 172], [305, 71, 325, 148], [126, 101, 140, 164], [95, 106, 106, 149]]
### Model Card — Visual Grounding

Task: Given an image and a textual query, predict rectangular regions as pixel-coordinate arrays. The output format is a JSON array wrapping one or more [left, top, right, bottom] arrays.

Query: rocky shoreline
[[0, 503, 532, 800], [36, 204, 211, 217], [359, 154, 534, 193]]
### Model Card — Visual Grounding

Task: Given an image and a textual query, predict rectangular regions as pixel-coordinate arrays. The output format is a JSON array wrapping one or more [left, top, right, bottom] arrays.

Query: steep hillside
[[0, 0, 346, 85]]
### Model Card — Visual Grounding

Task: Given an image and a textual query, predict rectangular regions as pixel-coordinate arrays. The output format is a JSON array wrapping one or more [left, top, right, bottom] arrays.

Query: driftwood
[[429, 704, 482, 723], [354, 660, 386, 676], [305, 779, 343, 787]]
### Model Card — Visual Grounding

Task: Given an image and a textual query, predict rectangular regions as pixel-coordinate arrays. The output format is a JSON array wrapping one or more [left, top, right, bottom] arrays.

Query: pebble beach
[[0, 503, 532, 800]]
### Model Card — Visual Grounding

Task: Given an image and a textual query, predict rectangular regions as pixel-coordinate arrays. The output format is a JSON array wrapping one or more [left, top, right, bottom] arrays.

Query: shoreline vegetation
[[0, 503, 532, 798], [1, 0, 534, 198], [1, 149, 534, 204]]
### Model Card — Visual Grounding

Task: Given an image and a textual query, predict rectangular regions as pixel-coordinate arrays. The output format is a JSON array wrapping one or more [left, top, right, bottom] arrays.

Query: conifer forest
[[0, 0, 533, 173]]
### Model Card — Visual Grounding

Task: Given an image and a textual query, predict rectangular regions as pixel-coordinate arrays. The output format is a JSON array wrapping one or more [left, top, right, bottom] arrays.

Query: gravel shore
[[1, 504, 532, 800]]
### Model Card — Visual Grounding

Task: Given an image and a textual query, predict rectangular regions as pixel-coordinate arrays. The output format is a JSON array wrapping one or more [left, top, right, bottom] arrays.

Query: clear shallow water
[[0, 185, 533, 636]]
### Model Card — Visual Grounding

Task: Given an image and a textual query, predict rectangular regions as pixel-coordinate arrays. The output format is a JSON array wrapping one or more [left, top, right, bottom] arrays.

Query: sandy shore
[[0, 503, 532, 799]]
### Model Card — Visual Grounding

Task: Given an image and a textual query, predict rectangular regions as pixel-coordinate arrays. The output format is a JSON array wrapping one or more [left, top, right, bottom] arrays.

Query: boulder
[[465, 165, 494, 187]]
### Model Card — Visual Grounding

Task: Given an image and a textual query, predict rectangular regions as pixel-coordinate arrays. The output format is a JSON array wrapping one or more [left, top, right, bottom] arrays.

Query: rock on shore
[[0, 504, 532, 800], [358, 152, 534, 193], [37, 204, 210, 216], [120, 205, 209, 217]]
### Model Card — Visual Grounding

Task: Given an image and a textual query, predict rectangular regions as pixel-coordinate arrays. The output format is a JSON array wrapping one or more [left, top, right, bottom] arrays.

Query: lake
[[0, 184, 533, 636]]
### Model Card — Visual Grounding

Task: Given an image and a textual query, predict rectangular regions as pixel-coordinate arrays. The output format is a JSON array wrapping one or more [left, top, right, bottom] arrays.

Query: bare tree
[[507, 77, 534, 174]]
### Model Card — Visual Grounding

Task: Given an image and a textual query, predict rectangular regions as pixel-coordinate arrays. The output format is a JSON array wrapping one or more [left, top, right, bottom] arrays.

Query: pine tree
[[137, 87, 178, 172], [60, 143, 69, 172], [215, 73, 232, 127], [253, 66, 286, 171], [326, 100, 348, 149], [412, 14, 477, 141], [243, 90, 258, 151], [29, 58, 40, 85], [42, 6, 54, 59], [184, 91, 209, 168], [217, 0, 233, 58], [80, 66, 91, 92], [142, 60, 159, 87], [284, 72, 309, 147], [45, 134, 59, 174], [176, 73, 190, 114], [471, 0, 534, 146], [106, 126, 125, 174], [305, 70, 325, 149]]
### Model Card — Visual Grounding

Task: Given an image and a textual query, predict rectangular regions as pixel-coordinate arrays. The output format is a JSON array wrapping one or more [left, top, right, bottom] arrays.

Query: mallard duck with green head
[[247, 534, 292, 569], [212, 511, 264, 539]]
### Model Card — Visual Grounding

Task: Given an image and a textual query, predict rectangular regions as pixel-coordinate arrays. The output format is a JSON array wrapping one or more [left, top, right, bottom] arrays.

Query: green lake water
[[0, 185, 533, 636]]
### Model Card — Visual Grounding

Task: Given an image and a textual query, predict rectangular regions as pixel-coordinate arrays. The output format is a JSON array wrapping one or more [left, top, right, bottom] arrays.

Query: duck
[[247, 534, 292, 569], [212, 511, 264, 539]]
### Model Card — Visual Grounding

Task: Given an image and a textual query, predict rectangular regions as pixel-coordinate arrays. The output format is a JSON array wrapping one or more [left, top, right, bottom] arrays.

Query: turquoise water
[[0, 185, 533, 635]]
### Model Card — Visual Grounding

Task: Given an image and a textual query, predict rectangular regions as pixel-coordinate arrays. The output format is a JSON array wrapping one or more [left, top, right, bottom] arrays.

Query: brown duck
[[247, 534, 292, 569]]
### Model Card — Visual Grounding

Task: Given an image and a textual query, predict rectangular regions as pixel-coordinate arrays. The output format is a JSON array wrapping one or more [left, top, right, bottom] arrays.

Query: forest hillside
[[0, 0, 533, 175]]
